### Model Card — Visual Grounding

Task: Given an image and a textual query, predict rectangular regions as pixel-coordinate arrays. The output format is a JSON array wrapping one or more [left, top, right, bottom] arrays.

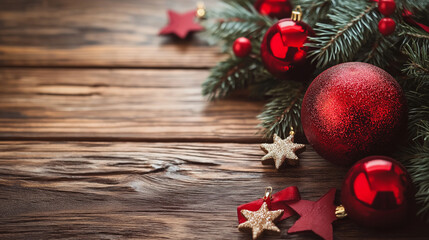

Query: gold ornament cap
[[291, 6, 302, 22], [196, 2, 206, 19], [335, 205, 348, 219]]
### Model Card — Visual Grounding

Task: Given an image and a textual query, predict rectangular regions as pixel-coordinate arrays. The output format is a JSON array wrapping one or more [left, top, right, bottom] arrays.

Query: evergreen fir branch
[[202, 56, 271, 100], [399, 23, 429, 42], [400, 125, 429, 221], [400, 0, 429, 12], [358, 34, 400, 68], [307, 2, 379, 68], [398, 16, 429, 221], [406, 91, 429, 138], [402, 40, 429, 85], [258, 82, 305, 139], [298, 0, 337, 26], [203, 1, 274, 47]]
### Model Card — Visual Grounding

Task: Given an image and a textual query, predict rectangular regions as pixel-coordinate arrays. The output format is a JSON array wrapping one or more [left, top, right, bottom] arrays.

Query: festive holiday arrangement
[[197, 0, 428, 230], [160, 0, 429, 238], [237, 156, 415, 239]]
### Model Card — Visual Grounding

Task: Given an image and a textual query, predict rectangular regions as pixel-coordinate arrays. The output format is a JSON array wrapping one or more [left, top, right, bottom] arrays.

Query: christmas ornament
[[378, 0, 396, 16], [260, 6, 314, 80], [254, 0, 292, 19], [159, 10, 204, 39], [233, 37, 252, 58], [288, 188, 338, 240], [378, 17, 396, 36], [341, 156, 415, 228], [237, 186, 301, 224], [260, 129, 306, 169], [238, 187, 285, 239], [301, 62, 408, 166]]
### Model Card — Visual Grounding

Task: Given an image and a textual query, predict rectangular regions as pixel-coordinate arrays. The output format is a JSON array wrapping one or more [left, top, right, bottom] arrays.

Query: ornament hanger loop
[[264, 186, 273, 200], [292, 6, 302, 22]]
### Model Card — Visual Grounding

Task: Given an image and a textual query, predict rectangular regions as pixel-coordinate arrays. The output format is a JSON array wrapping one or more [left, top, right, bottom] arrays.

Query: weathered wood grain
[[0, 68, 264, 141], [0, 141, 427, 239], [0, 0, 223, 67]]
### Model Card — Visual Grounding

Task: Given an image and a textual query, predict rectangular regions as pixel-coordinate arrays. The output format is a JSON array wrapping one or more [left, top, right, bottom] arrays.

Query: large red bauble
[[341, 156, 415, 228], [378, 17, 396, 36], [378, 0, 396, 16], [233, 37, 252, 58], [254, 0, 292, 19], [301, 62, 408, 165], [260, 19, 314, 80]]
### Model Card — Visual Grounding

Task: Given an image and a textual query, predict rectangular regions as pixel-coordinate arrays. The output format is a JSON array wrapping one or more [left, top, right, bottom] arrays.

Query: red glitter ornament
[[301, 62, 408, 166], [378, 0, 396, 16], [233, 37, 252, 58], [260, 18, 314, 80], [378, 17, 396, 36], [341, 156, 415, 228], [254, 0, 292, 19]]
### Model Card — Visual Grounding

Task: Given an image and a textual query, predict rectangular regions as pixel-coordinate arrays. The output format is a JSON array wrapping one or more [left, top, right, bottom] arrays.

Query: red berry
[[378, 0, 396, 16], [378, 18, 396, 36], [233, 37, 252, 58]]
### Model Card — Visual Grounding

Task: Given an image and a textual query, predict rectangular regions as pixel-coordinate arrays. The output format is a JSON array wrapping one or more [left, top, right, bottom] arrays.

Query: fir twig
[[258, 82, 305, 139], [307, 2, 379, 68], [298, 0, 336, 25], [203, 1, 274, 50], [202, 57, 271, 100]]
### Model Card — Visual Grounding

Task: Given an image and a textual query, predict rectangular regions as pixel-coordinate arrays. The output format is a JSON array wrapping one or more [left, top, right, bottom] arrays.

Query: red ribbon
[[237, 186, 301, 224], [402, 9, 429, 33]]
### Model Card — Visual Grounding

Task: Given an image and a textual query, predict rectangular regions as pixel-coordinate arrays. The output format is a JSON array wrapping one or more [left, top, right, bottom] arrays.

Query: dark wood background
[[0, 0, 427, 239]]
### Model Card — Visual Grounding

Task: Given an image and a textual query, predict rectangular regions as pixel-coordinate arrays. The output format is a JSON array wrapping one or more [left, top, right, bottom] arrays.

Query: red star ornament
[[159, 10, 204, 39], [287, 188, 338, 240]]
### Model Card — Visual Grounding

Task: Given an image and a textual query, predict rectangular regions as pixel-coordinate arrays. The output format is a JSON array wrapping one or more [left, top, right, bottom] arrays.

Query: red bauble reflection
[[341, 156, 415, 228], [301, 62, 408, 165], [233, 37, 252, 57], [260, 19, 314, 80], [254, 0, 292, 19]]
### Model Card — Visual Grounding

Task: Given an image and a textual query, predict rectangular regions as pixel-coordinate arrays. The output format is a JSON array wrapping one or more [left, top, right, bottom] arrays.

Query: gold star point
[[260, 133, 306, 169], [238, 202, 284, 239]]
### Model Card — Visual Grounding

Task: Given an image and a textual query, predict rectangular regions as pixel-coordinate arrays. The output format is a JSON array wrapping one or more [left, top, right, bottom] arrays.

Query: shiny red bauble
[[378, 0, 396, 16], [301, 62, 408, 166], [260, 19, 314, 79], [341, 156, 415, 228], [233, 37, 252, 58], [378, 18, 396, 36], [254, 0, 292, 19]]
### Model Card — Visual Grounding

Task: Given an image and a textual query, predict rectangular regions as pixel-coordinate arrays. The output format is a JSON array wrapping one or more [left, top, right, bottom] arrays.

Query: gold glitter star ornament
[[260, 132, 306, 169], [238, 202, 284, 239]]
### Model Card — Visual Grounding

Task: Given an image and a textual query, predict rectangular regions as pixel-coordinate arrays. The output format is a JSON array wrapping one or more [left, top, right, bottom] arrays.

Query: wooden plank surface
[[0, 141, 428, 239], [0, 68, 264, 141], [1, 0, 427, 239], [0, 0, 223, 67]]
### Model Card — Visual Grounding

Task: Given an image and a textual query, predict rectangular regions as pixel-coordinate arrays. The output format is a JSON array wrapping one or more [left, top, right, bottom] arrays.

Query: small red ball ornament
[[233, 37, 252, 58], [378, 18, 396, 36], [341, 156, 415, 228], [378, 0, 396, 16], [260, 18, 314, 79], [301, 62, 408, 165], [254, 0, 292, 19]]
